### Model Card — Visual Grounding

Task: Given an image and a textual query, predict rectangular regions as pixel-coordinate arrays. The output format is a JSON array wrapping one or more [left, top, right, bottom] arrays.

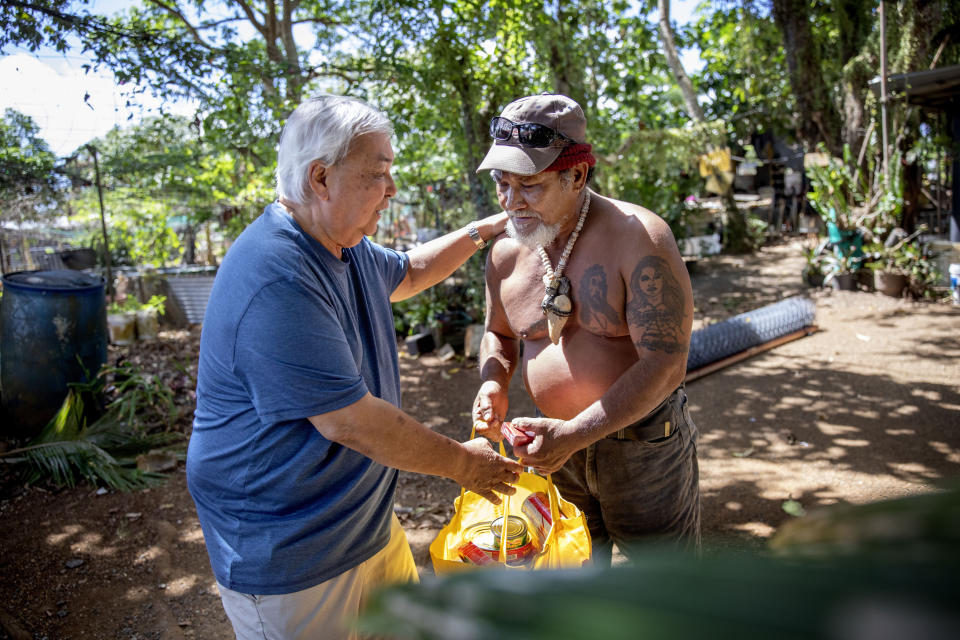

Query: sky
[[0, 0, 704, 158]]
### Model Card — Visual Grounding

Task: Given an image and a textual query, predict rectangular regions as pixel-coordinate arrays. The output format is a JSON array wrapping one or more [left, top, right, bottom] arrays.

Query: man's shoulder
[[594, 194, 673, 244], [598, 194, 661, 224]]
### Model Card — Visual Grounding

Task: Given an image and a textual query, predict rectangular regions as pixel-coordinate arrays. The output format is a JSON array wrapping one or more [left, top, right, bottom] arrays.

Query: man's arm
[[390, 212, 508, 302], [309, 392, 521, 504], [473, 243, 520, 437]]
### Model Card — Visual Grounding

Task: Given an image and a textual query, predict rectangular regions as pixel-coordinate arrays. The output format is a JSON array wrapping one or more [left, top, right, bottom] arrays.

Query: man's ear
[[572, 161, 590, 191], [308, 161, 330, 200]]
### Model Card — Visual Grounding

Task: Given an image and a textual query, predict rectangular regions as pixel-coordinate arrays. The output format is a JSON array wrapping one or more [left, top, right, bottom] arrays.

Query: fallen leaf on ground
[[782, 500, 806, 517]]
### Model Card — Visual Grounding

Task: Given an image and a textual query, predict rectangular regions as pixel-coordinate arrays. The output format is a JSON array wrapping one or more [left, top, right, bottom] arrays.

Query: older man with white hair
[[187, 94, 521, 640]]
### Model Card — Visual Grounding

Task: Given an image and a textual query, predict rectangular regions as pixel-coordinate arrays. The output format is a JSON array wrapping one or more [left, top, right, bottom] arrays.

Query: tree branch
[[233, 0, 268, 38], [145, 0, 213, 49], [291, 17, 346, 26], [657, 0, 705, 122]]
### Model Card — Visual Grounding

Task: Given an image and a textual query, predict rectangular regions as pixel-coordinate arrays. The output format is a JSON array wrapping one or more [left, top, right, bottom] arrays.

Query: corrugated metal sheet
[[164, 276, 215, 325]]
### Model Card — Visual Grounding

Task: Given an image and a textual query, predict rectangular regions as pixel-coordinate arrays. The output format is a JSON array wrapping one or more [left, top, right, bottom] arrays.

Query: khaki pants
[[219, 514, 418, 640]]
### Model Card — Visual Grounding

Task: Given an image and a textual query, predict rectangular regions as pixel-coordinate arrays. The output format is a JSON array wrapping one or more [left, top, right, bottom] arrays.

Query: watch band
[[467, 223, 486, 249]]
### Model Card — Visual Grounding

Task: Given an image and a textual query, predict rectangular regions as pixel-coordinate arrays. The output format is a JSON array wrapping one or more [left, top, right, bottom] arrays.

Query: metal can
[[459, 520, 536, 565], [490, 515, 529, 550]]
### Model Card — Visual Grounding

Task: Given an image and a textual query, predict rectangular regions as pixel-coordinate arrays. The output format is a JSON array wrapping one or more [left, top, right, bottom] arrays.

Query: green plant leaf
[[782, 500, 807, 517]]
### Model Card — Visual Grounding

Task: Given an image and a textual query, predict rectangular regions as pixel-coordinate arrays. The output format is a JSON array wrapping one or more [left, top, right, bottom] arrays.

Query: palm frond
[[1, 387, 175, 491], [15, 440, 161, 491], [85, 406, 183, 456]]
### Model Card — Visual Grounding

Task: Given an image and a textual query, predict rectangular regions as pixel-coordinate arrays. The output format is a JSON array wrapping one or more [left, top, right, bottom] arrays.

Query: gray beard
[[505, 216, 563, 251]]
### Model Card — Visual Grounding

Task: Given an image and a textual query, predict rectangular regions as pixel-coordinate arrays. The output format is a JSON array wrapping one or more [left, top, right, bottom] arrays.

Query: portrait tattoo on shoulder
[[579, 264, 620, 330], [626, 256, 687, 354]]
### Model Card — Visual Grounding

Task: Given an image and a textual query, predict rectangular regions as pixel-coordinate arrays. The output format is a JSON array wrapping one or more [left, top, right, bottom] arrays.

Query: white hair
[[275, 94, 394, 205]]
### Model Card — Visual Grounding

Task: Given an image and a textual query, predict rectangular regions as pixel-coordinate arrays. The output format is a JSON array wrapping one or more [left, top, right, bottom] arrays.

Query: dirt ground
[[1, 238, 958, 640]]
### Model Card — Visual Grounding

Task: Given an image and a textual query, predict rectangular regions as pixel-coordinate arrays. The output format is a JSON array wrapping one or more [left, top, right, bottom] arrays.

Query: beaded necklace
[[538, 189, 591, 344]]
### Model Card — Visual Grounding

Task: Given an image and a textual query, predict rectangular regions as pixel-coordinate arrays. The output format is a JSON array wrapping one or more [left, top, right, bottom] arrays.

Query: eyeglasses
[[489, 117, 573, 148]]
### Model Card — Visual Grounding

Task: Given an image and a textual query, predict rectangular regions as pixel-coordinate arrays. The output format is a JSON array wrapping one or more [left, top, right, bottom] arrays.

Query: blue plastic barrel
[[1, 270, 107, 440]]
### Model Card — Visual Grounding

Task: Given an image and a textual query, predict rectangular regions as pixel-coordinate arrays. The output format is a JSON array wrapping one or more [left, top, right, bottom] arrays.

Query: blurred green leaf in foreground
[[358, 487, 960, 640]]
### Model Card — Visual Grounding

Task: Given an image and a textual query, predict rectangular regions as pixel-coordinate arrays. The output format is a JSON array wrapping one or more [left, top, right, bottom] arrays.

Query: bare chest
[[500, 251, 629, 340]]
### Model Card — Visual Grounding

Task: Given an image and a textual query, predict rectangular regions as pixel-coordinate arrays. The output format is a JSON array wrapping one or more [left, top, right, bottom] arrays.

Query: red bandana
[[543, 143, 597, 172]]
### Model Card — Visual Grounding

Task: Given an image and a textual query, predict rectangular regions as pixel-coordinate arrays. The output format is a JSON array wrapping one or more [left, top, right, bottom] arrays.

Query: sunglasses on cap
[[489, 117, 573, 148]]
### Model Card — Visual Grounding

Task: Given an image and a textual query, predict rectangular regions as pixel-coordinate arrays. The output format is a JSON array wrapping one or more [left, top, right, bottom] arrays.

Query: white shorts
[[218, 513, 418, 640]]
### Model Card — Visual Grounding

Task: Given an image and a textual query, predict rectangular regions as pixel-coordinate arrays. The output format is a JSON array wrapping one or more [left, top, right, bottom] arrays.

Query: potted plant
[[135, 295, 166, 340], [821, 251, 862, 291], [801, 245, 827, 288], [864, 228, 927, 298], [901, 242, 942, 300], [106, 297, 139, 345]]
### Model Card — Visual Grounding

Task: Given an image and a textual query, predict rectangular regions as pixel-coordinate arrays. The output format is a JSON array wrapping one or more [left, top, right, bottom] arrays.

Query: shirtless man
[[472, 94, 700, 563]]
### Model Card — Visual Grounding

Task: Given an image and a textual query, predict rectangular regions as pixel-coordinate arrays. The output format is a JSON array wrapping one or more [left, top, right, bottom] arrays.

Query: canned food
[[458, 520, 536, 565], [490, 515, 529, 550]]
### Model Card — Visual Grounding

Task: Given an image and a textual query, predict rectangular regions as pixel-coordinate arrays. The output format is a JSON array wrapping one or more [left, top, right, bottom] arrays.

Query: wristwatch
[[467, 223, 486, 249]]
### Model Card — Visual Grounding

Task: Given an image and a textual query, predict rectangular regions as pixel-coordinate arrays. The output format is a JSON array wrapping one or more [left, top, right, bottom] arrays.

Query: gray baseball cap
[[476, 94, 587, 175]]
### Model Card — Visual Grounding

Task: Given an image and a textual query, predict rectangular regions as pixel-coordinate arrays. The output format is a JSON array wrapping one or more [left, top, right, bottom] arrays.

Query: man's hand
[[472, 380, 509, 439], [509, 417, 585, 474], [455, 437, 523, 504]]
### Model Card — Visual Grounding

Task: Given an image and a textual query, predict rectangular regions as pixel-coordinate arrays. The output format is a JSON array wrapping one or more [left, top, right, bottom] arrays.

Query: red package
[[458, 540, 495, 566], [522, 492, 553, 543], [500, 422, 535, 447]]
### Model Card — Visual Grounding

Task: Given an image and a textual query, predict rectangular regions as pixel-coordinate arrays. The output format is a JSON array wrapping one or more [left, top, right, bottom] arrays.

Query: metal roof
[[869, 64, 960, 110]]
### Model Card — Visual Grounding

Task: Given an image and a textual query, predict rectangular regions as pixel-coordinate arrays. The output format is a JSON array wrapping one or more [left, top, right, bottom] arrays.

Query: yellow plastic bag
[[430, 456, 592, 574]]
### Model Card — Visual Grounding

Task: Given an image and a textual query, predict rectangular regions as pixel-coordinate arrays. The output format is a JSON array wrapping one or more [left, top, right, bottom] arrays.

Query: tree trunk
[[771, 0, 844, 156], [183, 223, 196, 265], [658, 0, 749, 251], [547, 1, 586, 108], [451, 64, 495, 219], [657, 0, 705, 122]]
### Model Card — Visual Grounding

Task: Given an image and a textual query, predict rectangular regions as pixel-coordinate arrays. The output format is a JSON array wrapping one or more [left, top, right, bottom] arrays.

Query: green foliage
[[860, 226, 942, 299], [821, 250, 865, 278], [0, 108, 63, 224], [689, 2, 793, 142], [806, 143, 902, 238], [107, 294, 166, 316], [105, 361, 178, 432], [0, 360, 182, 490], [8, 0, 958, 263], [392, 251, 487, 336], [801, 243, 827, 285], [0, 0, 94, 53], [899, 242, 942, 299], [359, 489, 960, 639], [392, 292, 448, 337], [744, 214, 769, 251], [64, 114, 277, 266]]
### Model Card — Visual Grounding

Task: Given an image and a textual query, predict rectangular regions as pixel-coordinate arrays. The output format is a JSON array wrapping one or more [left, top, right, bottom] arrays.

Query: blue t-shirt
[[187, 202, 409, 595]]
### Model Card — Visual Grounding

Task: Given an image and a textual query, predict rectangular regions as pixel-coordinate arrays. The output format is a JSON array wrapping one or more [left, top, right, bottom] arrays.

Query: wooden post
[[879, 1, 890, 191], [87, 145, 113, 297]]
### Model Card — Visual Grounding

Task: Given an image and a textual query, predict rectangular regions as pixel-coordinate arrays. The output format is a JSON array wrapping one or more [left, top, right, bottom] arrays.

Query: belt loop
[[616, 427, 625, 439], [664, 420, 671, 438]]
